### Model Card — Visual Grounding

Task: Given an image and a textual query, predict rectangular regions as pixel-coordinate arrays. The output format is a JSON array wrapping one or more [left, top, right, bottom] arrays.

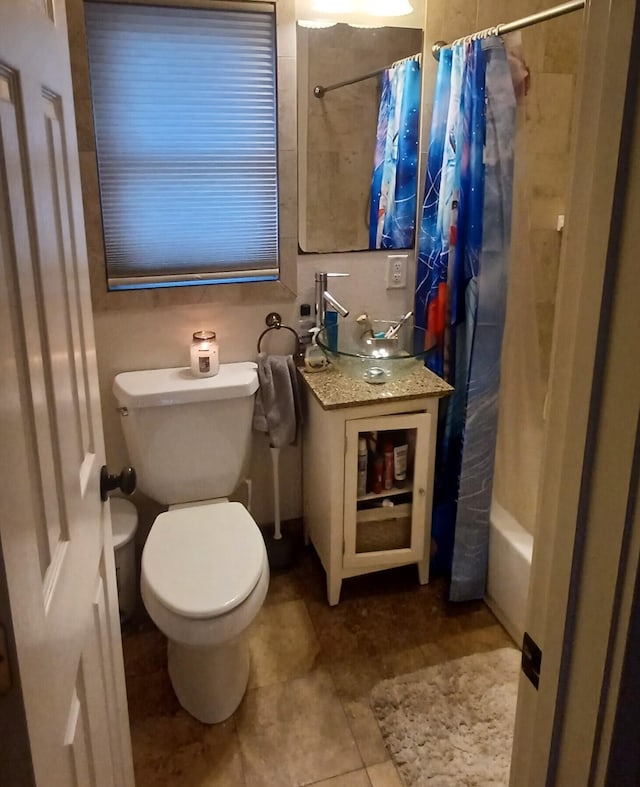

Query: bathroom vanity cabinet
[[299, 366, 452, 605]]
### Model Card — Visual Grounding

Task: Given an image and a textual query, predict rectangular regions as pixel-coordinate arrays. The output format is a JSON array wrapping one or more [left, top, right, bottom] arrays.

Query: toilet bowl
[[141, 502, 268, 723], [113, 362, 267, 723]]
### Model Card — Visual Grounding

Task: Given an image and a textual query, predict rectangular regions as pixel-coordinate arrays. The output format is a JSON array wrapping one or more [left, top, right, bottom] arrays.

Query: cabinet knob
[[418, 488, 426, 496]]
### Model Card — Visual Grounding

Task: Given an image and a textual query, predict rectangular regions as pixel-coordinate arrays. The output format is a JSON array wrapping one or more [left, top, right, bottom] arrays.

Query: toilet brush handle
[[270, 446, 282, 540]]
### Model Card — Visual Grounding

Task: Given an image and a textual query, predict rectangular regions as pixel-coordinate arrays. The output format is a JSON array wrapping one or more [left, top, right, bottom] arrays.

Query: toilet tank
[[113, 363, 259, 506]]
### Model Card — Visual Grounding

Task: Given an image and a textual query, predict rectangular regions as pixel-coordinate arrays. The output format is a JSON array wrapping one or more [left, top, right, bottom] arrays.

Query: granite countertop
[[298, 364, 453, 410]]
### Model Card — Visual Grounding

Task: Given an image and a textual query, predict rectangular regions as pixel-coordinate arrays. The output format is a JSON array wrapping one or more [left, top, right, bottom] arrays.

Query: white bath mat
[[370, 648, 520, 786]]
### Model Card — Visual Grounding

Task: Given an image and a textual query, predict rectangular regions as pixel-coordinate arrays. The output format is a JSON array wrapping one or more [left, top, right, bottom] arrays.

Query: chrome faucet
[[314, 272, 350, 329]]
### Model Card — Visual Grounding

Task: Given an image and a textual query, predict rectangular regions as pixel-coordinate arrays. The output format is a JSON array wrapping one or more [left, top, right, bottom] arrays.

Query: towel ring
[[256, 312, 299, 353]]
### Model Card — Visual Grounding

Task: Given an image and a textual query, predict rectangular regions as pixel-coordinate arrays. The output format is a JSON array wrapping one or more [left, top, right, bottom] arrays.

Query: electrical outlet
[[386, 254, 407, 289]]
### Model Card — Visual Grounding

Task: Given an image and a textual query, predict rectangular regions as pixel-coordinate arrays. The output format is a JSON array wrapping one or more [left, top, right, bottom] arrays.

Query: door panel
[[0, 63, 63, 583], [64, 675, 96, 786]]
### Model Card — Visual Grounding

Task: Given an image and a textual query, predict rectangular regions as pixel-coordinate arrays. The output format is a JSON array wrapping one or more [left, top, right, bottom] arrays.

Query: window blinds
[[84, 2, 279, 290]]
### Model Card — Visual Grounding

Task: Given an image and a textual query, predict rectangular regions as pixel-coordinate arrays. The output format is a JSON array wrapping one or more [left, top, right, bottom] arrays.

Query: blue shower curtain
[[369, 58, 421, 250], [414, 37, 516, 601]]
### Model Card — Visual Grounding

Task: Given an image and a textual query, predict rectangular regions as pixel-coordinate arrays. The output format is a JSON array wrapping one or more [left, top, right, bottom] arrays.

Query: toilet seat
[[142, 501, 264, 619]]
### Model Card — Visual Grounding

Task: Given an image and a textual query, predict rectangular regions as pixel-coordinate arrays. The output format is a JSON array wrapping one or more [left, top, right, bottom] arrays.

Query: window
[[84, 1, 279, 291]]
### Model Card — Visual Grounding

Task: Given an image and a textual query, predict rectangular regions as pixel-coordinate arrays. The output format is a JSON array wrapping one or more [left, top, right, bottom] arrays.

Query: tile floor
[[122, 543, 514, 786]]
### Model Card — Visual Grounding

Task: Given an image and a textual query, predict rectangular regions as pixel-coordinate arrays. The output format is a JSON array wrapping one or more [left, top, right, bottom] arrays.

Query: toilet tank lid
[[113, 362, 258, 408]]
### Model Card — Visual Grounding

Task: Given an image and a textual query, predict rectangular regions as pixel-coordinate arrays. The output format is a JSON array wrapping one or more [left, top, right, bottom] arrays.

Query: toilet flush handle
[[100, 465, 137, 502]]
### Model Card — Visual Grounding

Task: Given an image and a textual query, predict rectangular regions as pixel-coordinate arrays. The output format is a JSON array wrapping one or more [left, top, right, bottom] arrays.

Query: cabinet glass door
[[343, 412, 431, 570]]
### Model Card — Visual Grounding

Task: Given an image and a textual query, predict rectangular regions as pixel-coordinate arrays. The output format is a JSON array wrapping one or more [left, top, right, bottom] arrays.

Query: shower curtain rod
[[431, 0, 585, 59], [313, 52, 421, 99]]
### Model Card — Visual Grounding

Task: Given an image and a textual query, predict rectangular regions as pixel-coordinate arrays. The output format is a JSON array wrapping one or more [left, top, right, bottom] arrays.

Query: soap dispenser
[[304, 327, 329, 372]]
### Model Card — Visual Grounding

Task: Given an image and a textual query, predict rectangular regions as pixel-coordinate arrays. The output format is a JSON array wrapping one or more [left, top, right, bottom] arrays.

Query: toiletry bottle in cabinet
[[366, 432, 377, 492], [357, 438, 367, 497], [383, 438, 394, 490], [372, 454, 384, 494], [394, 431, 409, 487]]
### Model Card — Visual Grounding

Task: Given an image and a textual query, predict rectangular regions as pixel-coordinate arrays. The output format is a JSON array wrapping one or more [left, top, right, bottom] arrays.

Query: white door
[[0, 1, 134, 785], [509, 0, 639, 783]]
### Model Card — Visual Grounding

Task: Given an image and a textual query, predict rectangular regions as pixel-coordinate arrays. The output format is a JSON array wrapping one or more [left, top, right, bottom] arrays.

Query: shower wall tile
[[530, 153, 571, 201], [531, 229, 562, 304], [528, 152, 571, 232], [536, 300, 557, 384], [475, 0, 503, 32], [521, 25, 547, 73], [543, 12, 584, 73], [440, 0, 479, 43], [477, 0, 545, 34], [526, 73, 575, 156], [529, 195, 565, 231], [508, 0, 548, 16], [424, 0, 446, 44], [531, 227, 563, 377]]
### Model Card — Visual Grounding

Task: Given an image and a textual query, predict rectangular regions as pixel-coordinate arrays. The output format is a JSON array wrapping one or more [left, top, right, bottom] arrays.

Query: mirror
[[297, 22, 423, 254]]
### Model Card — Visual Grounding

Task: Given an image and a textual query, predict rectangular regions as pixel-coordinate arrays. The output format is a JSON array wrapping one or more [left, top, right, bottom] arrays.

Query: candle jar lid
[[192, 330, 216, 342]]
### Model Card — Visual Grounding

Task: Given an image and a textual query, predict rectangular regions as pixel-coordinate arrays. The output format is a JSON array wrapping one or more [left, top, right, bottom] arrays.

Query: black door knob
[[100, 466, 137, 502]]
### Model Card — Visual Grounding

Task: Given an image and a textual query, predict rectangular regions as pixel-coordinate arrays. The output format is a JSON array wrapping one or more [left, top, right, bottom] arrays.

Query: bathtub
[[485, 501, 533, 647]]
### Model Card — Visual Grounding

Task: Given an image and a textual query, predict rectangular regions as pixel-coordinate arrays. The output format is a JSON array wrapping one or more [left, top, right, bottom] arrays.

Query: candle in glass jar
[[190, 330, 219, 377]]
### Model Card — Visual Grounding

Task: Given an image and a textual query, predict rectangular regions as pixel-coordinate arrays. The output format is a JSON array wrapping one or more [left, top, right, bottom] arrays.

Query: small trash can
[[111, 497, 138, 623]]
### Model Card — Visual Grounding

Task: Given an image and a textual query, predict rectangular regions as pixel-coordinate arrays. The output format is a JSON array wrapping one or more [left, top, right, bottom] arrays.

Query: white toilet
[[113, 362, 269, 724]]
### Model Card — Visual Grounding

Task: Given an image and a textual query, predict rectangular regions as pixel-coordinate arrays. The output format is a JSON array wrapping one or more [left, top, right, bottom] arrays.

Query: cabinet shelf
[[357, 486, 410, 503]]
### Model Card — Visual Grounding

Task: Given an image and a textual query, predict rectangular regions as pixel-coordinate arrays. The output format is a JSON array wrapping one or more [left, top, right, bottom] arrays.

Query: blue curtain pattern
[[451, 39, 517, 601], [414, 38, 516, 601], [369, 59, 421, 249], [413, 47, 452, 369]]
